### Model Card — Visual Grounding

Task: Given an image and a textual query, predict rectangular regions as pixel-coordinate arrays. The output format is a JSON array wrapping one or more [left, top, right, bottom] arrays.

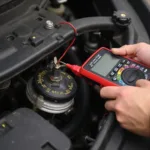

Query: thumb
[[112, 44, 138, 56], [136, 79, 150, 87]]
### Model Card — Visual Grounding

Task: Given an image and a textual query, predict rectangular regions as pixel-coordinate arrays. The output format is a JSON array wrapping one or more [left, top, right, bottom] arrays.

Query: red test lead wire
[[58, 37, 76, 63], [57, 22, 78, 63], [59, 22, 78, 35]]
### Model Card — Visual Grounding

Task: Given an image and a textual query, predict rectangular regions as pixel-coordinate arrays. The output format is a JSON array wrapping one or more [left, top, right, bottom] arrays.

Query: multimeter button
[[126, 61, 130, 65], [114, 67, 119, 72], [112, 77, 117, 81], [135, 65, 140, 69], [140, 67, 144, 71], [144, 69, 148, 73], [121, 60, 126, 64], [124, 65, 129, 69], [118, 64, 122, 68], [110, 72, 115, 76], [119, 80, 126, 86], [89, 64, 94, 68], [145, 74, 148, 79], [130, 64, 136, 68]]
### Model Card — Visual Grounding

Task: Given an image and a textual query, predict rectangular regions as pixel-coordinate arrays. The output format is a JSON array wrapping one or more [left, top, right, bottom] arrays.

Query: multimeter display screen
[[91, 53, 120, 76]]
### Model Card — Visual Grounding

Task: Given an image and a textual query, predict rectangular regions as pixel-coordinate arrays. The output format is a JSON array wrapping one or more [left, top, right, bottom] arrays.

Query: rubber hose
[[110, 0, 150, 43], [91, 113, 115, 150], [62, 49, 90, 138], [125, 25, 137, 44], [57, 16, 136, 45]]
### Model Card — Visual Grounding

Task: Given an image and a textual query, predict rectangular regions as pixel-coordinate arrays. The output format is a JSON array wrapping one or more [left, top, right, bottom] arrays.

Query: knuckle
[[138, 42, 147, 48], [119, 89, 127, 97], [104, 102, 109, 110], [122, 45, 128, 49], [116, 115, 122, 123], [100, 88, 106, 97], [114, 103, 122, 112], [137, 79, 145, 85], [120, 123, 126, 129]]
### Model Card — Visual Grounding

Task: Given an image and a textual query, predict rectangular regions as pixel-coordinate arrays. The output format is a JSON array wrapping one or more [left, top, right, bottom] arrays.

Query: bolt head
[[45, 20, 54, 29]]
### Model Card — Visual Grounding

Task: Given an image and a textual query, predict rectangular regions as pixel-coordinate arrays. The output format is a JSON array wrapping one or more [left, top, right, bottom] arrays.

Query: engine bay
[[0, 0, 150, 150]]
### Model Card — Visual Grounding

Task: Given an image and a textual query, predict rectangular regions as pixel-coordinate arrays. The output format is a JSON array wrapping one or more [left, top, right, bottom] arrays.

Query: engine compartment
[[0, 0, 150, 150]]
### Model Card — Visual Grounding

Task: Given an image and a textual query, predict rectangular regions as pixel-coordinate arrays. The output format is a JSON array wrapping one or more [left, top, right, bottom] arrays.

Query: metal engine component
[[26, 65, 77, 114], [112, 11, 131, 28], [51, 0, 67, 4], [57, 0, 67, 3], [45, 20, 54, 30]]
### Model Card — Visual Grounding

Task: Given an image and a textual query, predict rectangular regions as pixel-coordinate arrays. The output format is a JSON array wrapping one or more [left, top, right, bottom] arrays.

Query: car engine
[[0, 0, 150, 150]]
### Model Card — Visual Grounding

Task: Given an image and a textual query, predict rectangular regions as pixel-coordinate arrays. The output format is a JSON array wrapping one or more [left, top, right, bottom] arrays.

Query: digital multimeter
[[66, 47, 150, 86]]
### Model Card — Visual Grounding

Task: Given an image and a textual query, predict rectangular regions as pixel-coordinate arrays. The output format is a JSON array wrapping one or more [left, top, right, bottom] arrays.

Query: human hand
[[112, 43, 150, 66], [100, 80, 150, 137]]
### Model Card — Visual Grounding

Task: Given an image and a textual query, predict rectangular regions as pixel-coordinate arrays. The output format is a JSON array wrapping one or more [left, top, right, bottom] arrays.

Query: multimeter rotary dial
[[121, 68, 145, 85]]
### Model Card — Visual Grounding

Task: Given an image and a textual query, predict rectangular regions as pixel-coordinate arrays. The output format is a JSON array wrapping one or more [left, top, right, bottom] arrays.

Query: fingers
[[100, 86, 120, 99], [105, 100, 116, 111], [136, 79, 150, 87], [112, 44, 139, 56]]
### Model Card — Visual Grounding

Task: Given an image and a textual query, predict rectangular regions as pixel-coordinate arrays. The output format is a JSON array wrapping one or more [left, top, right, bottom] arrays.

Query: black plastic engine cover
[[0, 0, 41, 25], [0, 108, 71, 150], [0, 8, 67, 83]]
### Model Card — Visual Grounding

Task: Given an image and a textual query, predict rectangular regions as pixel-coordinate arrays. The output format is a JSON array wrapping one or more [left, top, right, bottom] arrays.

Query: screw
[[45, 20, 54, 30], [121, 13, 126, 17], [57, 0, 67, 3], [85, 136, 95, 142], [54, 57, 58, 65]]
